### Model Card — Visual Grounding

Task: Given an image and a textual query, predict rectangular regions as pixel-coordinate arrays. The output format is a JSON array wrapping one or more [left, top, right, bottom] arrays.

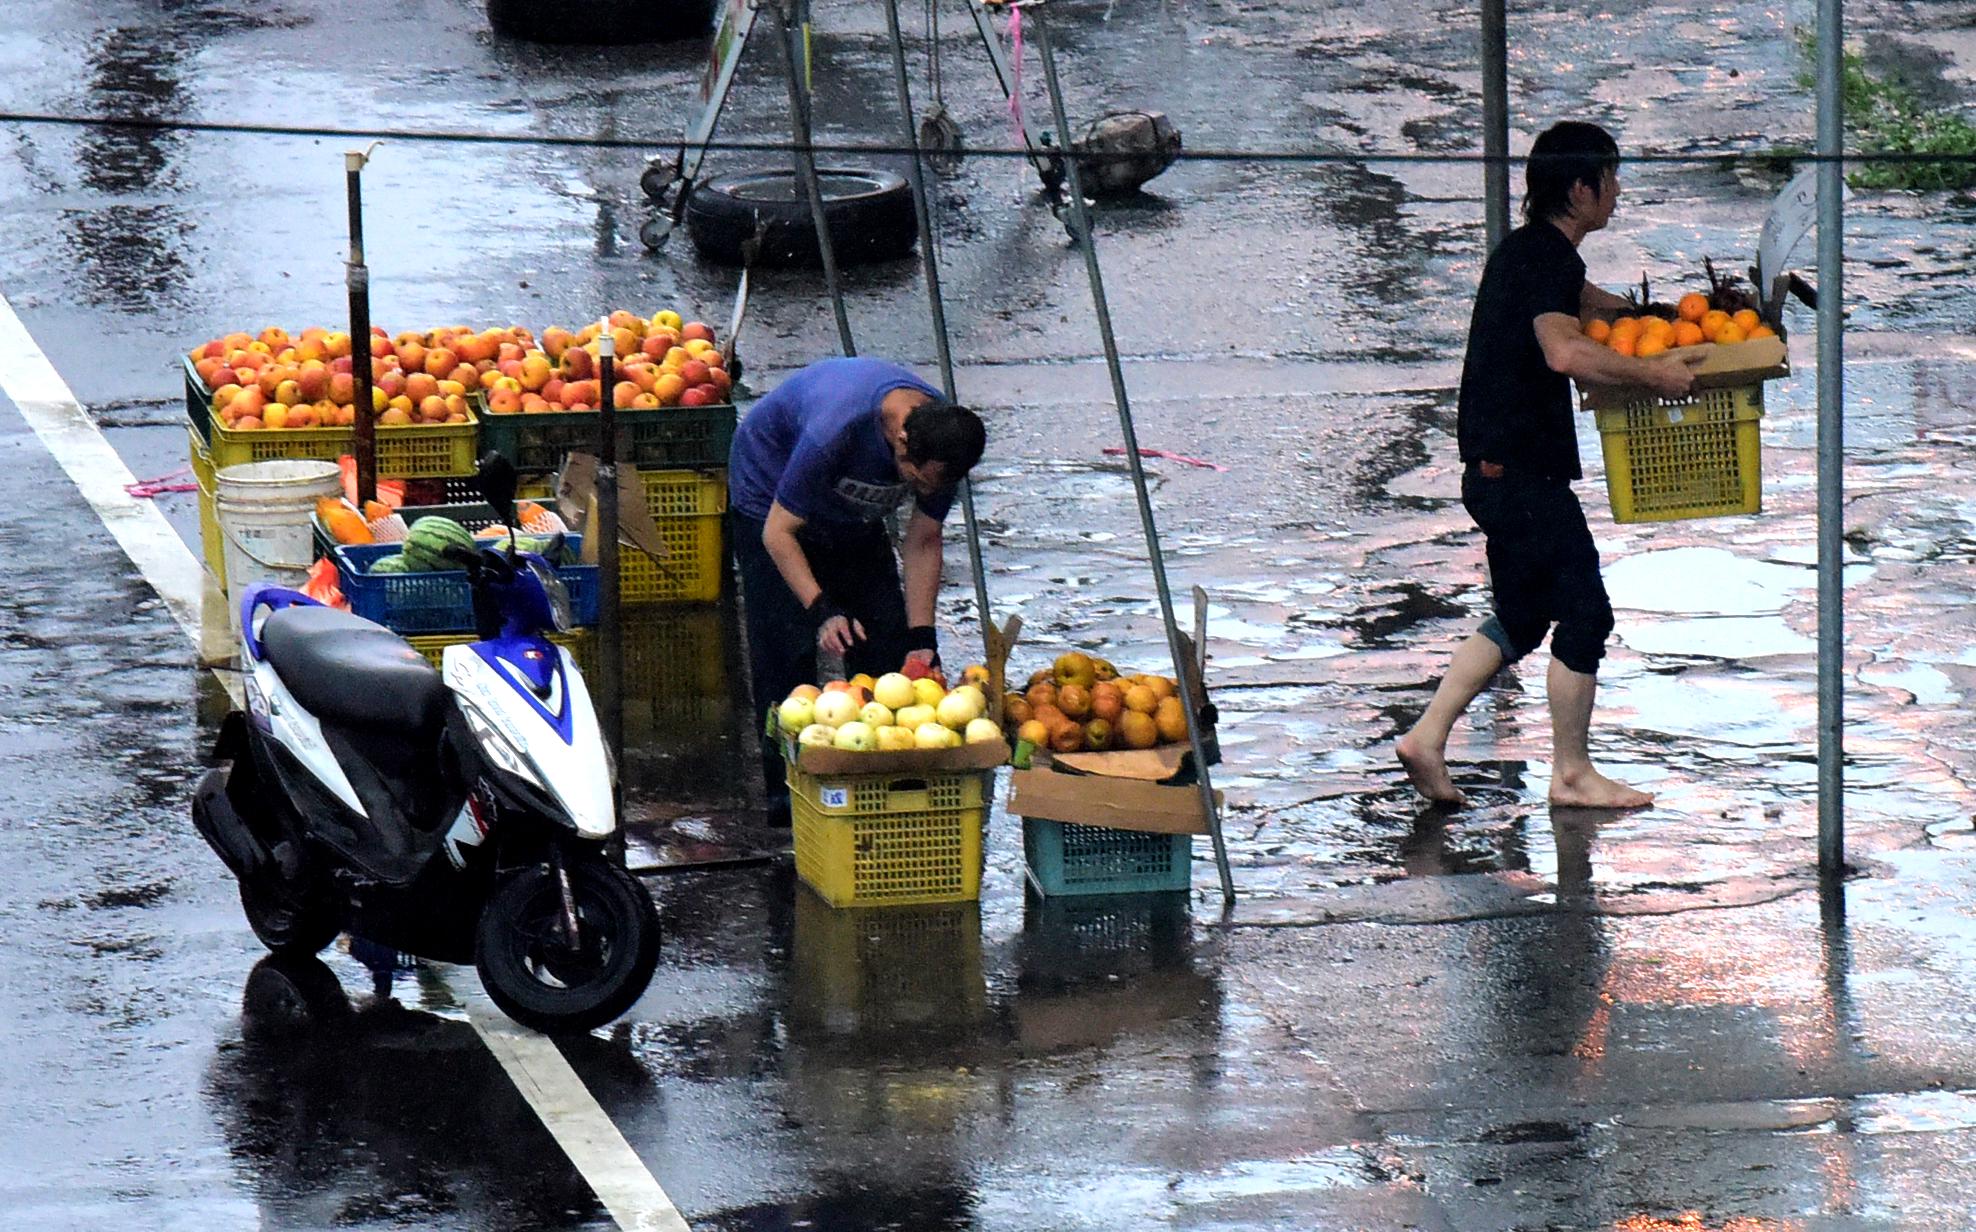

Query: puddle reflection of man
[[1398, 122, 1705, 810], [729, 357, 987, 825]]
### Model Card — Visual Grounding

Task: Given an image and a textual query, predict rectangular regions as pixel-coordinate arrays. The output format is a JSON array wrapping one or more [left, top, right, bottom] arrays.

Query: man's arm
[[1535, 312, 1703, 399], [899, 509, 943, 630], [764, 501, 864, 655], [1580, 281, 1632, 317]]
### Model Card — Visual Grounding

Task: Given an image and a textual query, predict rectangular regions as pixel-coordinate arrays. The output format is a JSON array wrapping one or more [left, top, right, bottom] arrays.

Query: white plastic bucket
[[215, 460, 342, 605]]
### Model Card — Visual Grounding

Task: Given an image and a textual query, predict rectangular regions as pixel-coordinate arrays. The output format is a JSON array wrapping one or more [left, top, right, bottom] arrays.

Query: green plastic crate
[[1022, 818, 1191, 898]]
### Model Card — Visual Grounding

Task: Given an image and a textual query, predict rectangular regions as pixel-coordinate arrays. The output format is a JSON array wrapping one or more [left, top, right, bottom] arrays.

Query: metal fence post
[[1816, 0, 1846, 876]]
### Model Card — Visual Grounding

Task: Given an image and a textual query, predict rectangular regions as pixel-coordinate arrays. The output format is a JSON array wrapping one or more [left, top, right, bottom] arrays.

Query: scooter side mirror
[[474, 452, 520, 534]]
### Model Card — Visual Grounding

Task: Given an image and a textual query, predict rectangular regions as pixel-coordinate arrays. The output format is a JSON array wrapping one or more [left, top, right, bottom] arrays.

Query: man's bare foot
[[1396, 732, 1465, 806], [1548, 765, 1653, 809]]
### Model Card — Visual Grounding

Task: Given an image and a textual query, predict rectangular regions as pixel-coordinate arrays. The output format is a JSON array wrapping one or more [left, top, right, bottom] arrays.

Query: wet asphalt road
[[10, 0, 1976, 1227]]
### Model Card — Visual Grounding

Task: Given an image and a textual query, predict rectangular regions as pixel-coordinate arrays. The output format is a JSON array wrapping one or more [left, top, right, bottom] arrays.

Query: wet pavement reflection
[[10, 0, 1976, 1226]]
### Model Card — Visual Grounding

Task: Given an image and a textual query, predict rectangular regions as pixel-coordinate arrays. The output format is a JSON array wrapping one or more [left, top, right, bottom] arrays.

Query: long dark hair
[[1523, 122, 1619, 222]]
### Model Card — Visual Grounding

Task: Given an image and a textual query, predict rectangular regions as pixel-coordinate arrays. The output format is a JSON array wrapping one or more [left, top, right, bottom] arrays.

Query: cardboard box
[[1579, 333, 1789, 411], [1008, 747, 1220, 836], [782, 733, 1010, 778]]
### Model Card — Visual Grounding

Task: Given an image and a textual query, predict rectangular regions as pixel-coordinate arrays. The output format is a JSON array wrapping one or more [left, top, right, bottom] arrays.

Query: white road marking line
[[0, 294, 207, 645], [0, 288, 689, 1232]]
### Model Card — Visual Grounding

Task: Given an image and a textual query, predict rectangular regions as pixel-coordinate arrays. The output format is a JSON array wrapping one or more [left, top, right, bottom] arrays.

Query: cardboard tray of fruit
[[1575, 271, 1791, 410], [774, 661, 1013, 776]]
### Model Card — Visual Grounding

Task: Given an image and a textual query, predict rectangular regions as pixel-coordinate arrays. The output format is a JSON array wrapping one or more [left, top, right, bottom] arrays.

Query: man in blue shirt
[[729, 357, 988, 821]]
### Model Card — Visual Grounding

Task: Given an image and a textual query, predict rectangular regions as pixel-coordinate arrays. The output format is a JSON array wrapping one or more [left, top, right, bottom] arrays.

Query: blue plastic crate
[[332, 537, 598, 634], [1021, 818, 1192, 898]]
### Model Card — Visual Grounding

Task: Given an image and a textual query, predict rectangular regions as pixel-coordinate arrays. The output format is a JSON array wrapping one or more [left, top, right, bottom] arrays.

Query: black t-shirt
[[1456, 221, 1587, 481]]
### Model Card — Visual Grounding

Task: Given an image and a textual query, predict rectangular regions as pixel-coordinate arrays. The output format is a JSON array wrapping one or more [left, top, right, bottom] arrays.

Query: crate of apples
[[1003, 652, 1194, 755], [777, 664, 1002, 755], [482, 309, 731, 414]]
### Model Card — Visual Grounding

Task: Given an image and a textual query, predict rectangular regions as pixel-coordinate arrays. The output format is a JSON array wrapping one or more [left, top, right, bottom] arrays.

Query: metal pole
[[1815, 0, 1845, 876], [596, 324, 624, 817], [344, 148, 376, 505], [1480, 0, 1510, 252], [881, 0, 995, 653], [773, 0, 856, 357], [1032, 6, 1234, 907]]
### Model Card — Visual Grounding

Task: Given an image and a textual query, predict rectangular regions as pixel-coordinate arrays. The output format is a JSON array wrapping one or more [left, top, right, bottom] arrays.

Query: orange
[[1609, 316, 1641, 339], [1700, 309, 1731, 339], [1584, 319, 1611, 343], [1672, 320, 1705, 348], [1677, 292, 1709, 323], [1731, 308, 1761, 334], [1610, 335, 1637, 357], [1635, 335, 1668, 358], [1713, 321, 1747, 344], [1747, 323, 1777, 340], [1642, 317, 1675, 343]]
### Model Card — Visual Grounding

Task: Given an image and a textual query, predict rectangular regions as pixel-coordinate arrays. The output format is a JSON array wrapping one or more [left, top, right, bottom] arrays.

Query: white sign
[[682, 0, 758, 181], [820, 786, 848, 809], [1757, 165, 1851, 297]]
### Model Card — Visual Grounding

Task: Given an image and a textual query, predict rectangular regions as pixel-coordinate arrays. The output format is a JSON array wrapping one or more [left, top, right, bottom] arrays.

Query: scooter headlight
[[527, 557, 574, 633], [461, 702, 543, 788]]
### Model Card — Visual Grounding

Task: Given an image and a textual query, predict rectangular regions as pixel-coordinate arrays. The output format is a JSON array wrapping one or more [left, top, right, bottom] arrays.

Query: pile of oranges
[[1584, 292, 1778, 358]]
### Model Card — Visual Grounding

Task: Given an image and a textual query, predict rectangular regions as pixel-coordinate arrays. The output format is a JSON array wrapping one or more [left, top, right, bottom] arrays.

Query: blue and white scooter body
[[240, 589, 368, 816], [442, 633, 615, 839]]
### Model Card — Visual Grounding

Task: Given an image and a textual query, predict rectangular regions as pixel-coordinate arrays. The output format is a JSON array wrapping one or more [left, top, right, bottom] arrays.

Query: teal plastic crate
[[1021, 819, 1191, 898]]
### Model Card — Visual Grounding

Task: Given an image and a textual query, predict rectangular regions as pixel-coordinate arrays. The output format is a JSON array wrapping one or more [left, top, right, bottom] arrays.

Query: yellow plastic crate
[[206, 412, 479, 478], [623, 468, 727, 605], [1594, 384, 1764, 523], [405, 628, 591, 670], [788, 766, 988, 908], [188, 427, 227, 592], [564, 609, 731, 738]]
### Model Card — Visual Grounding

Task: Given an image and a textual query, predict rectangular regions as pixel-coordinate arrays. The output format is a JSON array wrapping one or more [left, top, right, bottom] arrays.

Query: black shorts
[[1460, 466, 1614, 675]]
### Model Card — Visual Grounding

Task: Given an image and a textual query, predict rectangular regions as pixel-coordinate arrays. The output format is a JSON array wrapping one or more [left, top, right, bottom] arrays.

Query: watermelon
[[367, 553, 411, 574], [401, 516, 476, 571]]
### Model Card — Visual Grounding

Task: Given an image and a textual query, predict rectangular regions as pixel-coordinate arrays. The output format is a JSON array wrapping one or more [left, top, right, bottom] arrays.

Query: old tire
[[684, 167, 918, 268], [474, 858, 660, 1034], [486, 0, 717, 44]]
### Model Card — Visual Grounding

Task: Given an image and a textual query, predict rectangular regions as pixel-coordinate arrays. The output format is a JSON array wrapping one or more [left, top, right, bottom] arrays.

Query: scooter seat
[[260, 606, 448, 732]]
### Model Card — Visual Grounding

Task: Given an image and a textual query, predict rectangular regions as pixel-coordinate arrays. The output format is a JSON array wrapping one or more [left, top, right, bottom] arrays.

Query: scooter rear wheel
[[474, 857, 660, 1034], [239, 876, 342, 957]]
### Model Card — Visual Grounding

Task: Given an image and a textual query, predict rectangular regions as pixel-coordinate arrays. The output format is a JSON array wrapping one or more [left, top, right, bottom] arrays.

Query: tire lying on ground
[[684, 168, 918, 268], [486, 0, 717, 44]]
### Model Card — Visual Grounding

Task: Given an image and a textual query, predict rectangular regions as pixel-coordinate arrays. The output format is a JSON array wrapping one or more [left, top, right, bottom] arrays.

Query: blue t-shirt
[[728, 358, 952, 525]]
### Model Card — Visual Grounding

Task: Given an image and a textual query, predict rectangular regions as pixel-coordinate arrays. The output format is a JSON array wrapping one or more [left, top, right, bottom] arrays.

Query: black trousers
[[1461, 465, 1614, 676], [732, 512, 912, 798]]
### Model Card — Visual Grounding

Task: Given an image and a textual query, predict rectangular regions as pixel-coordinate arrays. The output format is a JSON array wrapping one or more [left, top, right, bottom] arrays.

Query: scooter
[[192, 457, 660, 1034]]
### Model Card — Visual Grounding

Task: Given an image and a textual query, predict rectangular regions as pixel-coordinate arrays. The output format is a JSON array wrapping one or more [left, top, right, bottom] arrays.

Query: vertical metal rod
[[1480, 0, 1510, 252], [774, 0, 856, 358], [596, 324, 624, 820], [881, 0, 994, 654], [1815, 0, 1845, 876], [1032, 7, 1233, 907], [344, 150, 375, 505]]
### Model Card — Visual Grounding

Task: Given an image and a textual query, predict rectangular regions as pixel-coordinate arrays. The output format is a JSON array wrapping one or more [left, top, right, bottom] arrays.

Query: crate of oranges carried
[[1576, 269, 1791, 523], [474, 310, 738, 475], [1576, 270, 1789, 412]]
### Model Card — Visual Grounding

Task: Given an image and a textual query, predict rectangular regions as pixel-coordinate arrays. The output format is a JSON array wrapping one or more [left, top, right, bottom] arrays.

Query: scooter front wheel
[[239, 875, 342, 957], [474, 857, 660, 1034]]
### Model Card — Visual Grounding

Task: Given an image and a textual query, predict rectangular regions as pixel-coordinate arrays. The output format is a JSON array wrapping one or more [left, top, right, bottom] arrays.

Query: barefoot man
[[1396, 121, 1705, 809]]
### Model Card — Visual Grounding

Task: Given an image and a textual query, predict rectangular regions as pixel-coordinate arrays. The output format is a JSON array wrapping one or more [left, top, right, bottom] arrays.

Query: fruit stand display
[[1576, 265, 1791, 523], [1001, 651, 1219, 898], [475, 309, 738, 473], [474, 308, 741, 608], [772, 663, 1011, 909], [326, 510, 601, 635]]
